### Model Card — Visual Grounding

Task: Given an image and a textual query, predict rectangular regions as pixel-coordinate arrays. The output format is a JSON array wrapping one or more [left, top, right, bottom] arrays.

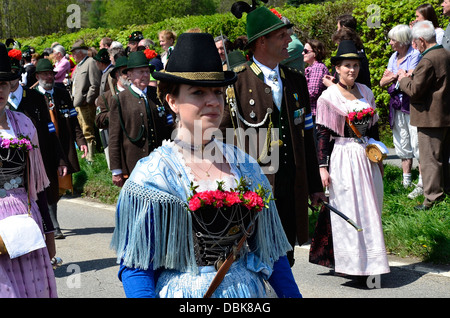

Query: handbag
[[346, 118, 387, 163]]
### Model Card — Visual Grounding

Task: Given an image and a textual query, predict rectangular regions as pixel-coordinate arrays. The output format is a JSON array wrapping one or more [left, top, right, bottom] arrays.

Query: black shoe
[[414, 204, 431, 211], [55, 228, 65, 239]]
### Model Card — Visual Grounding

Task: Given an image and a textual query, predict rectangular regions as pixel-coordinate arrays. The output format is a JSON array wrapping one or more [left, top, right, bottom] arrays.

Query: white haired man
[[399, 20, 450, 210]]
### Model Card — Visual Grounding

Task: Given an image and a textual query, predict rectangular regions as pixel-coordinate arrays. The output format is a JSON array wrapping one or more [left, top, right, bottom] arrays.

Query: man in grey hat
[[71, 39, 101, 162]]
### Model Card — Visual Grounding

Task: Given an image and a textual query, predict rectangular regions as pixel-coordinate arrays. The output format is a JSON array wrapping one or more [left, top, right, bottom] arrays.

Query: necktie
[[46, 93, 59, 135], [268, 70, 282, 109], [9, 93, 17, 109]]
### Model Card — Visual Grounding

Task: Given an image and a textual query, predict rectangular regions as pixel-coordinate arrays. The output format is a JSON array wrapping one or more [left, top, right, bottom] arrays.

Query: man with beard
[[35, 58, 87, 238], [108, 51, 173, 187]]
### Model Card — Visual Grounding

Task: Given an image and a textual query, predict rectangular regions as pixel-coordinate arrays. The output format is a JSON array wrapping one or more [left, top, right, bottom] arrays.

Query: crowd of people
[[0, 0, 449, 298]]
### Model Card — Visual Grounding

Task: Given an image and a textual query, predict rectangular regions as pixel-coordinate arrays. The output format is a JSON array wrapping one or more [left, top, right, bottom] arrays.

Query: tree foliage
[[0, 0, 76, 38]]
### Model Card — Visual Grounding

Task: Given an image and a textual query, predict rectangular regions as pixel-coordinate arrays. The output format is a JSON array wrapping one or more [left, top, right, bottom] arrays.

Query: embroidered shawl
[[315, 83, 379, 136], [110, 139, 292, 273]]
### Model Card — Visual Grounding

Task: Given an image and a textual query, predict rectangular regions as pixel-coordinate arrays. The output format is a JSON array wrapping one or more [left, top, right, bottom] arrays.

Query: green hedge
[[9, 0, 446, 124]]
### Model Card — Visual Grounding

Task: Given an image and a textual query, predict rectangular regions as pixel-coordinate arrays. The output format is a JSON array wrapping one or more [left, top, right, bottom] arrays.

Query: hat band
[[163, 71, 225, 81], [339, 53, 360, 58]]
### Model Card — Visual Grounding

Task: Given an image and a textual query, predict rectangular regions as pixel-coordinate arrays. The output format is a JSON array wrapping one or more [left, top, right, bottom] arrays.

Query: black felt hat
[[152, 33, 237, 87], [330, 40, 362, 65], [128, 31, 144, 42], [0, 42, 17, 81]]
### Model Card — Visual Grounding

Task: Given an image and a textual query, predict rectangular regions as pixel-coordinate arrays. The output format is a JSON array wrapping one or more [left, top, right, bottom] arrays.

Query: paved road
[[53, 196, 450, 298]]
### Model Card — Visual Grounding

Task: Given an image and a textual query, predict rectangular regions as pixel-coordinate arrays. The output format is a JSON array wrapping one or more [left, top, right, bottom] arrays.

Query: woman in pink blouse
[[52, 45, 71, 89], [303, 39, 330, 122]]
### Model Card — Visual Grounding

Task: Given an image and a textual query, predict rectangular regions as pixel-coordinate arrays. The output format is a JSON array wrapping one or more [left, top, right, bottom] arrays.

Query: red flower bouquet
[[144, 49, 157, 60], [187, 178, 270, 213], [348, 107, 376, 122], [8, 49, 22, 61]]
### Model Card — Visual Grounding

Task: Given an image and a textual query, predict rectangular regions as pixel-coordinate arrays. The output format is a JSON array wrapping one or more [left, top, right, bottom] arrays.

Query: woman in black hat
[[312, 40, 390, 281], [111, 33, 301, 298], [0, 42, 57, 297]]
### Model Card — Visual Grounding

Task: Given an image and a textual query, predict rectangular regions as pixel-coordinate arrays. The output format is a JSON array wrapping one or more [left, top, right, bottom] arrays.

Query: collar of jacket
[[248, 60, 285, 82], [421, 44, 443, 57]]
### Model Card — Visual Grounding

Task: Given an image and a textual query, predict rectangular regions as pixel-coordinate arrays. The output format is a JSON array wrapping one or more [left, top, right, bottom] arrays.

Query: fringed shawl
[[6, 110, 50, 201], [315, 83, 379, 136], [110, 139, 292, 274]]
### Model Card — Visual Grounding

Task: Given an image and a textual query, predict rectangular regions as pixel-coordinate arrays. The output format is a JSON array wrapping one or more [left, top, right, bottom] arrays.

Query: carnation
[[187, 178, 270, 213], [348, 107, 376, 122]]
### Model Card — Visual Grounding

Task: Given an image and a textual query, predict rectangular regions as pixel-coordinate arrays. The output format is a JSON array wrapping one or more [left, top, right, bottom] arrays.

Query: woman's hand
[[319, 167, 331, 188], [380, 69, 398, 87], [322, 74, 335, 87]]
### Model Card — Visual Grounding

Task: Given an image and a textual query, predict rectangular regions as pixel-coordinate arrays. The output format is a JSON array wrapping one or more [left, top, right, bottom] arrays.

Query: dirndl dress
[[0, 111, 57, 298]]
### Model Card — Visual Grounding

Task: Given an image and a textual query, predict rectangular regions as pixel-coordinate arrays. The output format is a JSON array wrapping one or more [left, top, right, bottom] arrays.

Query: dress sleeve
[[316, 124, 332, 167], [119, 264, 156, 298], [267, 255, 302, 298]]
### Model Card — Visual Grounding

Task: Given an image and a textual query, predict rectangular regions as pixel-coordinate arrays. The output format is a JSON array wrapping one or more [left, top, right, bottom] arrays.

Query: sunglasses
[[303, 48, 312, 54]]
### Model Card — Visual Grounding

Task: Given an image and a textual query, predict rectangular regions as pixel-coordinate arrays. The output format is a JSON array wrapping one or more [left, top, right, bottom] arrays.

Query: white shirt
[[253, 57, 283, 107], [8, 85, 24, 110]]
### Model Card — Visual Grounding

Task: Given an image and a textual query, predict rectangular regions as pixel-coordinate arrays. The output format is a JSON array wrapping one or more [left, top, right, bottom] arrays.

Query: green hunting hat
[[228, 50, 247, 70], [111, 56, 128, 77], [246, 7, 293, 44], [35, 58, 56, 74], [93, 48, 110, 64], [122, 51, 154, 73]]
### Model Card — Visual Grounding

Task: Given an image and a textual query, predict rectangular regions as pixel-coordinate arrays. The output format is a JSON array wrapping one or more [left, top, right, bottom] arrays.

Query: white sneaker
[[402, 180, 412, 188], [408, 186, 423, 199]]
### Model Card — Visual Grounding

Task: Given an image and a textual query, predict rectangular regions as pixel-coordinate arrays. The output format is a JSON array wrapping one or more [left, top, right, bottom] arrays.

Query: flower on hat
[[144, 49, 157, 60], [270, 8, 282, 19], [8, 49, 22, 61]]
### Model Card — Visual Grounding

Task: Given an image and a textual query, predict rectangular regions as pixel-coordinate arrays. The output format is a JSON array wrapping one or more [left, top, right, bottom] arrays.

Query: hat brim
[[152, 70, 237, 87], [122, 64, 155, 74], [247, 23, 293, 45], [0, 71, 20, 81], [330, 53, 361, 65], [70, 46, 88, 52]]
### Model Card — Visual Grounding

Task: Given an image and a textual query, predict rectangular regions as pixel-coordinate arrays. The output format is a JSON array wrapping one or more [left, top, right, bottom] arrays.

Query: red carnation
[[270, 8, 282, 19], [8, 49, 22, 61], [144, 49, 157, 60]]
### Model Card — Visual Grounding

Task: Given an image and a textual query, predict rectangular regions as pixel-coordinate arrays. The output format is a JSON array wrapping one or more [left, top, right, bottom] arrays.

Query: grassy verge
[[73, 150, 449, 264]]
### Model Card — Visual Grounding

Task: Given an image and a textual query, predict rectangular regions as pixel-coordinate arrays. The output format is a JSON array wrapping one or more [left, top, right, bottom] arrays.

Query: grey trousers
[[417, 127, 450, 206]]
